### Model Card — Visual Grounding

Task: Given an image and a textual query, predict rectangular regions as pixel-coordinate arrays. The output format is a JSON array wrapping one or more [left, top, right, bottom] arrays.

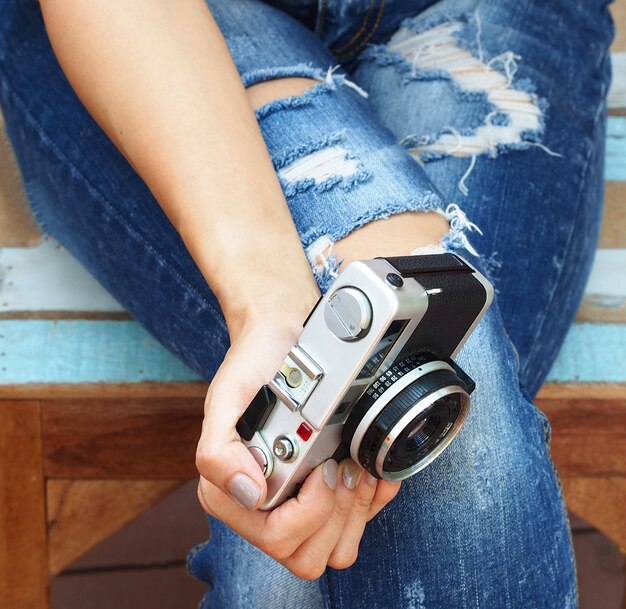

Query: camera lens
[[406, 416, 437, 449], [342, 354, 471, 481]]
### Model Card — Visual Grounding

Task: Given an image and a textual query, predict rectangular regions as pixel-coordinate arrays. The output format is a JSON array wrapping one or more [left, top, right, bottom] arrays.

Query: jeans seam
[[329, 0, 375, 55], [520, 75, 609, 388], [334, 0, 386, 60], [535, 407, 579, 604], [518, 372, 578, 604], [2, 78, 227, 332]]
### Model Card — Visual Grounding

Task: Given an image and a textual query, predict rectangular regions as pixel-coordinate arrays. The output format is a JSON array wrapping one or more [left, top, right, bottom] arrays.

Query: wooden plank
[[537, 383, 626, 401], [0, 237, 125, 315], [50, 566, 206, 609], [67, 480, 206, 570], [1, 320, 623, 385], [0, 120, 41, 248], [608, 52, 626, 110], [47, 479, 185, 576], [0, 401, 49, 609], [42, 398, 203, 479], [0, 174, 621, 323], [606, 116, 626, 181], [545, 323, 626, 383], [3, 381, 603, 406], [561, 477, 626, 552], [577, 249, 626, 322], [0, 311, 132, 320], [601, 182, 626, 248], [0, 320, 204, 384], [0, 381, 207, 400], [612, 1, 626, 54], [38, 383, 625, 479], [536, 390, 626, 477], [577, 293, 626, 323]]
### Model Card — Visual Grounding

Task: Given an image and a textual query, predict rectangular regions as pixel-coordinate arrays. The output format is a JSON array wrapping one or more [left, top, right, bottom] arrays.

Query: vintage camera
[[237, 253, 493, 509]]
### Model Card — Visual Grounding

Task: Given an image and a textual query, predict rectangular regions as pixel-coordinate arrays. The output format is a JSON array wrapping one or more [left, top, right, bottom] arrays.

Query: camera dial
[[342, 353, 471, 481]]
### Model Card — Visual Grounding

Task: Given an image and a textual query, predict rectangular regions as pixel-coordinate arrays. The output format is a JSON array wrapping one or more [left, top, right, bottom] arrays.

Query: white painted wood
[[584, 249, 626, 297], [0, 239, 623, 316], [608, 52, 626, 109], [0, 236, 124, 313]]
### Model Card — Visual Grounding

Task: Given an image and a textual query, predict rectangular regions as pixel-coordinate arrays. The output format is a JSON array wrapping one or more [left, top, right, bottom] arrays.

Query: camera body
[[237, 253, 493, 510]]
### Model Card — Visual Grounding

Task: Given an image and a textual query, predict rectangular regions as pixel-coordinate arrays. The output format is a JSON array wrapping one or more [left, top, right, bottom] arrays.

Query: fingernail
[[342, 460, 361, 490], [228, 473, 261, 510], [365, 472, 378, 486], [322, 459, 338, 490]]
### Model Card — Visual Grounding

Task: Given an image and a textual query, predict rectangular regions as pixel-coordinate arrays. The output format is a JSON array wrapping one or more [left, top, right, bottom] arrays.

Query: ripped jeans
[[0, 0, 614, 607]]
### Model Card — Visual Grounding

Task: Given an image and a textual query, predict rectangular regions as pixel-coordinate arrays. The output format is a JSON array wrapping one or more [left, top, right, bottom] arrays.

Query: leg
[[348, 0, 614, 394], [311, 0, 613, 605], [247, 79, 451, 253]]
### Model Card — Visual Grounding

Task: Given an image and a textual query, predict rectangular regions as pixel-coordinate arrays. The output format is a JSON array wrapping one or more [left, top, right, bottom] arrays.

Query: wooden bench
[[1, 6, 625, 606]]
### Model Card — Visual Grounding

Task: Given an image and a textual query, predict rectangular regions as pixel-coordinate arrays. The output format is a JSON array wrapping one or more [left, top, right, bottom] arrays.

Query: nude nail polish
[[322, 459, 338, 490], [343, 460, 361, 490], [228, 473, 261, 510]]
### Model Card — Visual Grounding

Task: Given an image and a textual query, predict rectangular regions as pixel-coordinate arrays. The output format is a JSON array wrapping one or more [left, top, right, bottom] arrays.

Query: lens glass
[[383, 393, 463, 475], [405, 415, 441, 451]]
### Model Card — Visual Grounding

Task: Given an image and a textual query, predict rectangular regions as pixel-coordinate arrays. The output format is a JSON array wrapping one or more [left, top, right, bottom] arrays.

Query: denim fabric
[[0, 0, 614, 607]]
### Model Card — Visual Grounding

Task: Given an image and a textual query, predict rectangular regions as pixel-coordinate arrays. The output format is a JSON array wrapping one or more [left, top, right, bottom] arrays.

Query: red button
[[296, 422, 313, 441]]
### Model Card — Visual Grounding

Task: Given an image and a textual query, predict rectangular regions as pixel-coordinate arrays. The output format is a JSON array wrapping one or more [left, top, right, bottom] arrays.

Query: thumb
[[195, 337, 283, 510], [196, 401, 269, 509], [195, 316, 303, 510]]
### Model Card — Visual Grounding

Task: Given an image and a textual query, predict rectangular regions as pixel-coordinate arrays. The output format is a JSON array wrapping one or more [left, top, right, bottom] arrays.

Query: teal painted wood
[[545, 322, 626, 384], [0, 320, 202, 384], [0, 320, 624, 385], [605, 116, 626, 181]]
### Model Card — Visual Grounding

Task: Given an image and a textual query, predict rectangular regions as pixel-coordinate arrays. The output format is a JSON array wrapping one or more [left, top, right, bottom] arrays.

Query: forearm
[[40, 0, 319, 330]]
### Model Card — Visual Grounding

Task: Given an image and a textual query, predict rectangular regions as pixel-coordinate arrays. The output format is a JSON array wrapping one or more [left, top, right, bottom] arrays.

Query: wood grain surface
[[0, 115, 41, 248], [536, 389, 626, 477], [47, 479, 185, 576], [562, 477, 626, 553], [34, 383, 626, 481], [0, 401, 49, 609], [42, 398, 204, 479]]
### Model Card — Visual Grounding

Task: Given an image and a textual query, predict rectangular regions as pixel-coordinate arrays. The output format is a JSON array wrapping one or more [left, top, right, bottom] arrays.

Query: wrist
[[184, 223, 320, 339], [222, 275, 320, 341]]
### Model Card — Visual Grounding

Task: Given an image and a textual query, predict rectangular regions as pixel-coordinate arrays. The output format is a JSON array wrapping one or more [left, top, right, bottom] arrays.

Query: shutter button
[[386, 273, 404, 288], [273, 435, 297, 462]]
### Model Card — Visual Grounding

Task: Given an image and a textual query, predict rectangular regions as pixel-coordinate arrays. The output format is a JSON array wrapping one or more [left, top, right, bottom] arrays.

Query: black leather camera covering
[[382, 254, 488, 361]]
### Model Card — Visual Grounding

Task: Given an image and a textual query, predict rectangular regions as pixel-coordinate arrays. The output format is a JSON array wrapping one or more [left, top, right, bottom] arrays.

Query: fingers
[[195, 333, 289, 510], [199, 460, 338, 560], [198, 455, 403, 578], [327, 469, 379, 569], [196, 410, 268, 509], [284, 459, 361, 579], [367, 478, 402, 521]]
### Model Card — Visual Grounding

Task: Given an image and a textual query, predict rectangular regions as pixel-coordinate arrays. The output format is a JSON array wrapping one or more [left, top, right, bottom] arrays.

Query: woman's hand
[[195, 304, 401, 579]]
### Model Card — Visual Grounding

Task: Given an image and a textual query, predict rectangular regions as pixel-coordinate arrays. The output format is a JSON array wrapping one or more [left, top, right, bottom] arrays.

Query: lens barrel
[[343, 354, 471, 481]]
